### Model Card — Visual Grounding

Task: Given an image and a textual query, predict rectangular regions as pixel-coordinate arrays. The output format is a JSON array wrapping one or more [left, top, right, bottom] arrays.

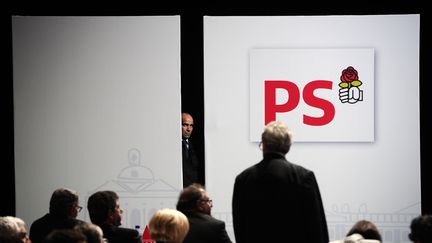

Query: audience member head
[[176, 183, 213, 215], [346, 220, 382, 241], [45, 229, 87, 243], [87, 190, 122, 226], [0, 216, 31, 243], [0, 216, 21, 243], [341, 233, 380, 243], [11, 216, 31, 243], [261, 121, 293, 155], [148, 208, 189, 243], [409, 214, 432, 243], [182, 112, 194, 139], [49, 188, 81, 219], [75, 223, 105, 243]]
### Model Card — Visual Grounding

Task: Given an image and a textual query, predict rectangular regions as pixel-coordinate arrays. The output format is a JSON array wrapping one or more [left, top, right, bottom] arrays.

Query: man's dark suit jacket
[[99, 223, 141, 243], [183, 212, 232, 243], [232, 152, 329, 243], [29, 213, 85, 243], [182, 139, 202, 187]]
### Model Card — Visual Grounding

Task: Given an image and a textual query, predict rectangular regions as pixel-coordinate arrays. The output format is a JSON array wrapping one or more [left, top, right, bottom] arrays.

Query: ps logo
[[250, 48, 374, 142], [265, 80, 335, 126], [264, 66, 364, 126], [338, 66, 363, 104]]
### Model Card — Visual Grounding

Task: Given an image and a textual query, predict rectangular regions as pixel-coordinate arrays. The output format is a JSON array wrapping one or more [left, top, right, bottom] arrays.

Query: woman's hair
[[149, 208, 189, 243], [346, 220, 382, 241]]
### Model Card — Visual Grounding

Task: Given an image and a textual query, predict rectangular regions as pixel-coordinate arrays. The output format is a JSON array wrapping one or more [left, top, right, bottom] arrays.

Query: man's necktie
[[183, 139, 189, 159]]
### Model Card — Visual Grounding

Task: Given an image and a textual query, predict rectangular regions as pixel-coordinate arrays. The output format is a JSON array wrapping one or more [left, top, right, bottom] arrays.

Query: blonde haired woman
[[149, 208, 189, 243]]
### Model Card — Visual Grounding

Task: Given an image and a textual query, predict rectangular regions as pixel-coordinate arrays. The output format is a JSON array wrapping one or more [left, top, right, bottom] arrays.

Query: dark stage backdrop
[[3, 2, 431, 226]]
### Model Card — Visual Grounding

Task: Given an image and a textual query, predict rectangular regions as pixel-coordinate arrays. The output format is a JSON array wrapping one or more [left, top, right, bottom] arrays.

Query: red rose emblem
[[340, 66, 359, 82]]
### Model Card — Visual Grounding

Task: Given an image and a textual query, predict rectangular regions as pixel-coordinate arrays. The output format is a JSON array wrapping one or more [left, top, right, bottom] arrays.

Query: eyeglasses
[[259, 141, 263, 150], [199, 199, 213, 204], [18, 231, 29, 240], [76, 205, 83, 212]]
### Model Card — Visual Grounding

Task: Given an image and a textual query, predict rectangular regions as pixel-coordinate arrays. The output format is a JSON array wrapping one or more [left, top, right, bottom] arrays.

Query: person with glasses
[[232, 121, 329, 243], [87, 190, 141, 243], [29, 187, 85, 243], [176, 183, 232, 243]]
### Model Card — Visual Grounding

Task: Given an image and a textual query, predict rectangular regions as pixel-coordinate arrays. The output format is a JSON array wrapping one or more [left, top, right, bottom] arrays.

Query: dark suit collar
[[184, 211, 209, 219], [263, 152, 286, 160]]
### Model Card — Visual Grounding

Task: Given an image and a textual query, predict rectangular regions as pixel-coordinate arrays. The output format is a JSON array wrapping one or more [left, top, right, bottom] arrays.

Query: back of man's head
[[409, 214, 432, 242], [176, 183, 204, 213], [87, 190, 118, 225], [45, 229, 87, 243], [49, 188, 79, 218], [262, 121, 293, 155], [75, 223, 104, 243]]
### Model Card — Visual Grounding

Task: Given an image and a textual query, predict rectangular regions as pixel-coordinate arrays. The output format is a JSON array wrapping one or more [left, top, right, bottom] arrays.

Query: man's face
[[198, 190, 213, 215], [182, 114, 194, 139], [18, 224, 31, 243], [69, 202, 82, 219], [109, 200, 123, 226]]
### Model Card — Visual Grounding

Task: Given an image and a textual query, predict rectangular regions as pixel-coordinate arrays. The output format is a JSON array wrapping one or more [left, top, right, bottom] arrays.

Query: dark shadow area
[[3, 2, 430, 216]]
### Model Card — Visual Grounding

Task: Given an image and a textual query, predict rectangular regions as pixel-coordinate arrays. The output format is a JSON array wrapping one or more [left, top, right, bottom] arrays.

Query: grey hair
[[261, 121, 293, 154], [0, 216, 22, 243]]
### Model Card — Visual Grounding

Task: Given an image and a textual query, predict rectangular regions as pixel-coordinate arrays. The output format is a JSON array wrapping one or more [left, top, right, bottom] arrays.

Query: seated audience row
[[28, 188, 140, 243], [8, 187, 431, 243], [331, 215, 432, 243], [6, 210, 432, 243], [25, 184, 232, 243]]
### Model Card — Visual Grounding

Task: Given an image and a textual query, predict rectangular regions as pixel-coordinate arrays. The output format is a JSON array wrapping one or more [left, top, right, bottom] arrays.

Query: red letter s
[[302, 80, 335, 126]]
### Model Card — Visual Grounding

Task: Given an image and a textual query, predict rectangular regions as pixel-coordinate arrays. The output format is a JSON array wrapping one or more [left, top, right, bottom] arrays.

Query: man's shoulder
[[234, 158, 315, 182], [287, 161, 314, 176], [190, 213, 225, 226], [103, 224, 139, 238], [235, 162, 259, 178], [30, 213, 52, 227], [115, 226, 139, 235]]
